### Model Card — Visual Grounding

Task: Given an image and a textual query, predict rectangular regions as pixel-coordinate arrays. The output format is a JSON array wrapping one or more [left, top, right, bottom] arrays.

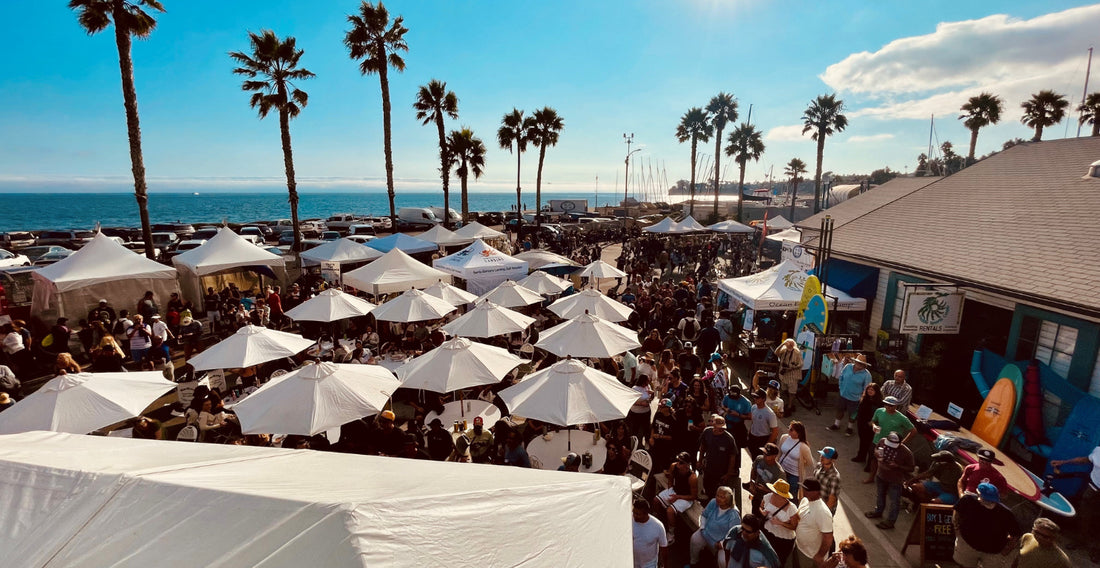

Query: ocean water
[[0, 191, 616, 231]]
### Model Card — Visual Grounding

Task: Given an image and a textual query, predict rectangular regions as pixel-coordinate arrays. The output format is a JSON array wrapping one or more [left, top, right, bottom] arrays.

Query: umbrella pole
[[568, 426, 572, 452]]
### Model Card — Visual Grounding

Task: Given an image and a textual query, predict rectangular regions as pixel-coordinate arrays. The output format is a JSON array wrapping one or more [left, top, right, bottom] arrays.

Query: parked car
[[150, 223, 195, 239], [191, 227, 220, 241], [0, 232, 35, 250], [239, 226, 267, 241], [0, 266, 37, 321], [33, 249, 75, 266], [123, 241, 160, 259], [345, 234, 376, 244], [0, 249, 31, 268], [20, 245, 70, 263], [367, 216, 392, 230], [348, 223, 376, 237], [35, 230, 96, 249], [162, 239, 207, 263], [278, 231, 304, 246], [325, 214, 364, 233], [239, 234, 264, 246], [396, 207, 442, 231], [150, 232, 180, 249], [321, 231, 341, 241], [99, 227, 139, 242]]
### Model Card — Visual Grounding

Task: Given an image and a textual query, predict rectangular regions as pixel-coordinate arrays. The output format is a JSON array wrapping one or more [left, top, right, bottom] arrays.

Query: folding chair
[[628, 449, 653, 495]]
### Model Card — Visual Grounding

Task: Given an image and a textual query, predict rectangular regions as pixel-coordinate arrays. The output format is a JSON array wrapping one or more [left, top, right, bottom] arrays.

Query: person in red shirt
[[957, 448, 1008, 495], [267, 286, 284, 329]]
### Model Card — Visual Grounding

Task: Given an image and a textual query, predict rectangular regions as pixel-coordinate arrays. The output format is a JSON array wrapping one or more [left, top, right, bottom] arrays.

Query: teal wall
[[1006, 305, 1100, 392]]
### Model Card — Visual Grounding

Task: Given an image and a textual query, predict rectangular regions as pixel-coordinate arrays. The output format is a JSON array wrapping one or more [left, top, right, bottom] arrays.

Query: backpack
[[682, 318, 697, 339], [113, 319, 129, 335]]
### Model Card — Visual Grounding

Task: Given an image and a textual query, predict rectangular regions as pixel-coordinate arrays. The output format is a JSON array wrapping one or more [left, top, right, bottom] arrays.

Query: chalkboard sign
[[901, 503, 955, 565]]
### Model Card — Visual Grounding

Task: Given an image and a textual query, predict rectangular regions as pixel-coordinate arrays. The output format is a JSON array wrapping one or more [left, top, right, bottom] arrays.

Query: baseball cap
[[660, 398, 673, 408], [753, 388, 767, 399], [883, 396, 901, 406], [801, 478, 822, 492], [768, 380, 781, 390], [99, 299, 107, 304], [709, 353, 723, 362], [473, 416, 484, 425], [151, 314, 161, 320], [429, 418, 444, 428], [977, 482, 1000, 503], [710, 413, 725, 424], [977, 448, 996, 462], [562, 452, 581, 467], [884, 432, 901, 447], [379, 410, 395, 421], [819, 446, 838, 460], [763, 443, 780, 456], [729, 385, 742, 395]]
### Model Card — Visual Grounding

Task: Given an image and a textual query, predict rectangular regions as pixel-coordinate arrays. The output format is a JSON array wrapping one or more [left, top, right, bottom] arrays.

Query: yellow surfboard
[[970, 377, 1017, 447]]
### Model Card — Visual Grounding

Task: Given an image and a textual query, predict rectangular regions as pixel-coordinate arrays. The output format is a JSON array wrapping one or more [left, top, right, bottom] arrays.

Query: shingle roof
[[798, 138, 1100, 315]]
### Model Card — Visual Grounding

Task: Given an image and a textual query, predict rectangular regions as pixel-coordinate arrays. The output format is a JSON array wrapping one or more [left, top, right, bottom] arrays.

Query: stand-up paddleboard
[[1044, 394, 1100, 498], [970, 375, 1019, 448], [1023, 468, 1076, 517]]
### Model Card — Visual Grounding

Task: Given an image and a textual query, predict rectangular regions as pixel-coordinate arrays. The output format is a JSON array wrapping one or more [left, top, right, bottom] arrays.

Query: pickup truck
[[325, 214, 364, 233]]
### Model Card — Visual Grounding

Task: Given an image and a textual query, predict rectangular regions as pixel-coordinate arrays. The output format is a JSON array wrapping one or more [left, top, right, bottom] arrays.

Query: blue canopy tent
[[365, 233, 439, 255]]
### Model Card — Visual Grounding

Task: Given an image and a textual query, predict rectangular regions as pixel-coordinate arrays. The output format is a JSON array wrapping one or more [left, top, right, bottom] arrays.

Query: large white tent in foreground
[[0, 431, 632, 568]]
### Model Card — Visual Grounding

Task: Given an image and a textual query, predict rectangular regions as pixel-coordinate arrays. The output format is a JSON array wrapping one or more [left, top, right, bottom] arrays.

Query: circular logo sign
[[560, 201, 576, 211]]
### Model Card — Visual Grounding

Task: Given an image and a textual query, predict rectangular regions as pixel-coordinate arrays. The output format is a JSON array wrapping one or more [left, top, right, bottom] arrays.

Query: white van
[[397, 207, 442, 230], [428, 207, 462, 227]]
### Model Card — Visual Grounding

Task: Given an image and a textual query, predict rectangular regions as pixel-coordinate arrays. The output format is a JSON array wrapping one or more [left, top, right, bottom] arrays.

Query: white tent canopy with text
[[432, 239, 529, 295], [717, 259, 867, 311]]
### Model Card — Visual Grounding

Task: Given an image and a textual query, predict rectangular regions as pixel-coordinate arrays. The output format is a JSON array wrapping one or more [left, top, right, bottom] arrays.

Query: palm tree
[[413, 80, 458, 228], [1020, 90, 1069, 141], [527, 107, 564, 227], [675, 107, 713, 218], [69, 0, 164, 259], [498, 109, 534, 230], [959, 92, 1003, 162], [345, 1, 408, 230], [230, 31, 314, 253], [802, 94, 848, 214], [1077, 92, 1100, 137], [447, 128, 486, 224], [706, 93, 738, 222], [725, 122, 765, 223], [784, 158, 807, 221]]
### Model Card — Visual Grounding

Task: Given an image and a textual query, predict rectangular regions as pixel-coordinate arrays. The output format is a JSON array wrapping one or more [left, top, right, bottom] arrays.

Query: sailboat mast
[[1078, 47, 1094, 138]]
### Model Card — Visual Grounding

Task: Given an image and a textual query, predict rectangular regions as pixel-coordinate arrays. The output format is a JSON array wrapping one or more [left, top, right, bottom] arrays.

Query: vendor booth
[[31, 232, 179, 322], [432, 239, 528, 295], [343, 248, 451, 297], [172, 228, 285, 309], [718, 259, 867, 311]]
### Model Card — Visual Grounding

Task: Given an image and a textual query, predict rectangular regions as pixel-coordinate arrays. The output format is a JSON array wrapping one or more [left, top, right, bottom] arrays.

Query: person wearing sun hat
[[827, 353, 872, 436], [761, 478, 799, 565], [958, 447, 1008, 496], [952, 482, 1021, 568]]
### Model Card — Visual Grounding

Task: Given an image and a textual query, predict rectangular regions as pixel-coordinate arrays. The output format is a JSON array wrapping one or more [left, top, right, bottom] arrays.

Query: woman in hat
[[760, 479, 800, 565], [0, 392, 14, 412]]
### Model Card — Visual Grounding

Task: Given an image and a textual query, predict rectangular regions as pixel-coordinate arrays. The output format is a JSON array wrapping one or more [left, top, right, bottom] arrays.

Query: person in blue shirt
[[827, 354, 872, 436], [689, 485, 740, 567], [722, 385, 753, 450]]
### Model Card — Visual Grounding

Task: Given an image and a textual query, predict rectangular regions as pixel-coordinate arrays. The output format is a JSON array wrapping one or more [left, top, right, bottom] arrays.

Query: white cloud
[[822, 5, 1100, 121], [766, 124, 808, 142], [847, 133, 895, 143]]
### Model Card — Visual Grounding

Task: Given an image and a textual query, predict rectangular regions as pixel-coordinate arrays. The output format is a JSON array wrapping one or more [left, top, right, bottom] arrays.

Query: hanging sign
[[900, 286, 965, 334]]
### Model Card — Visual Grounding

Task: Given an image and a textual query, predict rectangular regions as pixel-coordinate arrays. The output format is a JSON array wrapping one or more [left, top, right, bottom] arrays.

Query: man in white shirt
[[1051, 444, 1100, 562], [794, 479, 834, 568], [621, 350, 639, 386], [632, 498, 668, 568], [150, 314, 173, 344]]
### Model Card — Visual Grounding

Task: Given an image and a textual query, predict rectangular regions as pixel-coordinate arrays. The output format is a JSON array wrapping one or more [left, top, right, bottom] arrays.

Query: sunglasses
[[741, 527, 757, 536]]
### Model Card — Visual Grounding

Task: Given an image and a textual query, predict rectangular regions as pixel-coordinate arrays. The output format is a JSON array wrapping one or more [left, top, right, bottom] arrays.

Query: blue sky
[[2, 1, 1098, 194]]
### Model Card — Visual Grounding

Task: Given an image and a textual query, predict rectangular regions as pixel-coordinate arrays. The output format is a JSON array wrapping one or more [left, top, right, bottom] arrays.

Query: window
[[1017, 316, 1077, 378], [889, 279, 907, 331]]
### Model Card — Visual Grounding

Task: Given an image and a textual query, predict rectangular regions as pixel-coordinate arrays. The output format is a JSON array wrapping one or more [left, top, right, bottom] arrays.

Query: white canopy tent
[[677, 215, 708, 232], [30, 232, 179, 321], [642, 216, 680, 234], [417, 224, 470, 247], [452, 221, 506, 241], [0, 431, 633, 567], [300, 238, 383, 265], [765, 228, 802, 243], [763, 215, 794, 230], [343, 248, 451, 297], [432, 239, 529, 295], [717, 259, 867, 311], [172, 228, 285, 308], [707, 219, 755, 234], [513, 249, 580, 272]]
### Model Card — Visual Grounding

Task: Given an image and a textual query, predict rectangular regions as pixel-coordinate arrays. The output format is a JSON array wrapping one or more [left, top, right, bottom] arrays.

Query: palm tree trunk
[[435, 116, 450, 229], [515, 147, 522, 234], [736, 162, 747, 223], [1033, 125, 1043, 142], [1093, 120, 1099, 137], [713, 127, 722, 223], [459, 160, 469, 224], [813, 135, 825, 214], [379, 62, 397, 230], [788, 178, 797, 221], [967, 127, 979, 161], [278, 106, 302, 253], [113, 16, 154, 259], [535, 146, 546, 227], [688, 140, 697, 217]]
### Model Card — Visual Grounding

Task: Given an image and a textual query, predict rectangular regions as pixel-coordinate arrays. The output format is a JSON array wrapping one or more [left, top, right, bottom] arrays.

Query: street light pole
[[623, 133, 634, 202]]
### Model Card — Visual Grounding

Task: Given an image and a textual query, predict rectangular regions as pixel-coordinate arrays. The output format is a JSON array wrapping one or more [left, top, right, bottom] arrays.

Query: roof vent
[[1087, 159, 1100, 179]]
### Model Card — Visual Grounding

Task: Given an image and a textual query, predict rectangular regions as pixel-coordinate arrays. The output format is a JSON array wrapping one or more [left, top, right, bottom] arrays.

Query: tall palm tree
[[447, 128, 486, 224], [706, 93, 738, 222], [345, 1, 408, 229], [675, 107, 713, 218], [527, 107, 564, 227], [230, 31, 314, 253], [802, 94, 848, 214], [413, 79, 458, 228], [1077, 92, 1100, 137], [725, 122, 765, 223], [958, 92, 1003, 162], [69, 0, 164, 259], [1020, 90, 1069, 141], [784, 158, 807, 221], [498, 109, 534, 230]]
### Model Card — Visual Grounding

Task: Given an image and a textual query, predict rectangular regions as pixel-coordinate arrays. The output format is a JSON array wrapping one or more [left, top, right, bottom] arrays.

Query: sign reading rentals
[[900, 286, 965, 334]]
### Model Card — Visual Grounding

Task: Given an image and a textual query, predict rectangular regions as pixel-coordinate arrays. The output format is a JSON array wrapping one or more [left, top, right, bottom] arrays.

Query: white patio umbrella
[[497, 357, 640, 426], [396, 337, 524, 393], [188, 325, 316, 371], [535, 312, 641, 358], [579, 259, 627, 279], [440, 300, 536, 338], [232, 362, 400, 436], [284, 288, 377, 322], [423, 280, 478, 306], [548, 288, 634, 322], [474, 279, 544, 308], [517, 270, 572, 295], [0, 372, 175, 435], [706, 219, 755, 234], [370, 288, 457, 322]]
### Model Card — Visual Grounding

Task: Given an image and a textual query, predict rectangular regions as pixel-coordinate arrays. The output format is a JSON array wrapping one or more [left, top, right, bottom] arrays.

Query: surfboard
[[1044, 394, 1100, 498], [1024, 468, 1075, 517], [970, 377, 1017, 448]]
